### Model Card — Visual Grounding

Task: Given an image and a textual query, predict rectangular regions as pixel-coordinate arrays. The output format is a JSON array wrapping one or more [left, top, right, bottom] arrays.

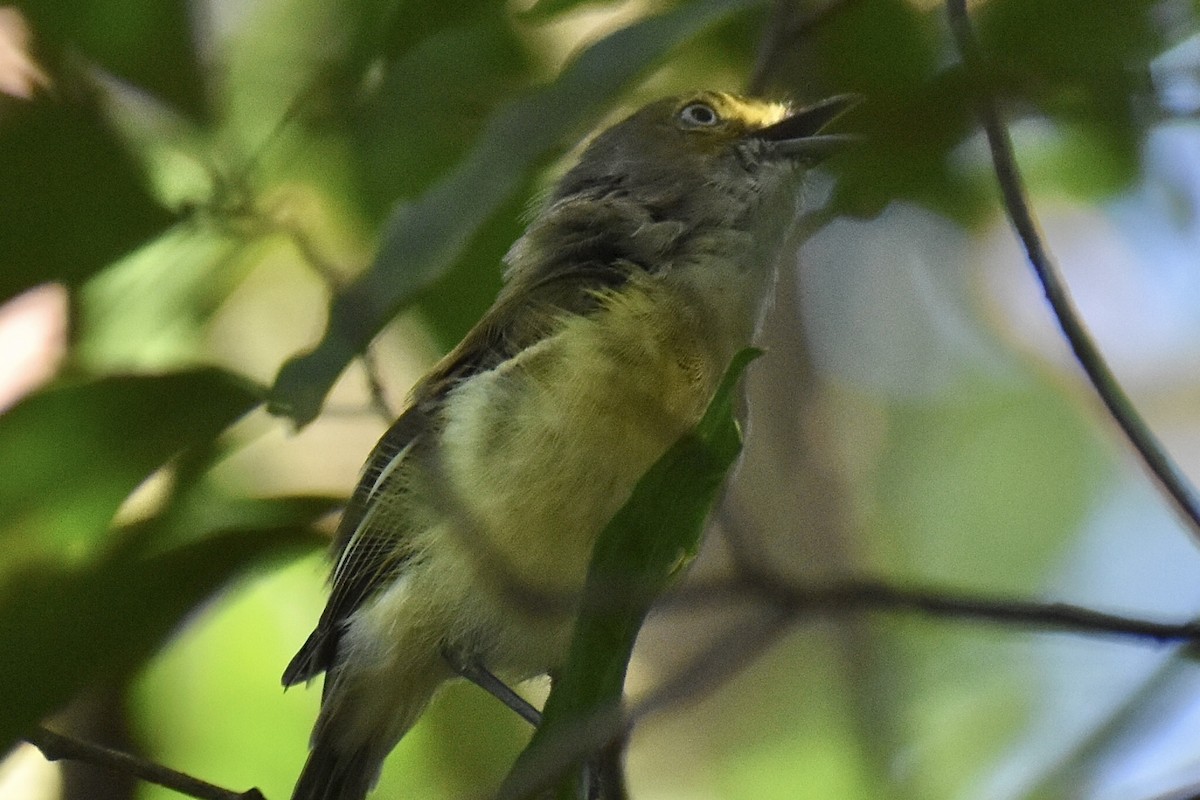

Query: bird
[[283, 89, 854, 800]]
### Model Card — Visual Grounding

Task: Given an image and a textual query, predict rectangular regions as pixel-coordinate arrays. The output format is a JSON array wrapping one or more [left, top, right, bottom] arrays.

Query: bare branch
[[632, 608, 795, 721], [944, 0, 1200, 539], [491, 569, 1200, 798], [665, 576, 1200, 645], [358, 345, 397, 424], [27, 726, 266, 800]]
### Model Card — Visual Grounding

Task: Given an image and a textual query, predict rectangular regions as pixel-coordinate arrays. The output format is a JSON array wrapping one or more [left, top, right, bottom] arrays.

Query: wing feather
[[284, 193, 670, 686]]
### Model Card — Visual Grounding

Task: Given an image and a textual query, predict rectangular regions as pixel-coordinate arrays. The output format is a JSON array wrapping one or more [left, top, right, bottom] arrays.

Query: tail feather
[[289, 653, 451, 800], [283, 627, 337, 689], [291, 739, 378, 800]]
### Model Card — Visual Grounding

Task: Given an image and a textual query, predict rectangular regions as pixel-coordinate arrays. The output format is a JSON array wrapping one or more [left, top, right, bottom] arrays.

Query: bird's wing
[[283, 233, 645, 687], [282, 405, 430, 687]]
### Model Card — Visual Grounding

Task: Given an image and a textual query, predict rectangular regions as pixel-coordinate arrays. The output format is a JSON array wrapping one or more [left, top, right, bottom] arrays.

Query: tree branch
[[26, 726, 266, 800], [667, 576, 1200, 645], [944, 0, 1200, 539]]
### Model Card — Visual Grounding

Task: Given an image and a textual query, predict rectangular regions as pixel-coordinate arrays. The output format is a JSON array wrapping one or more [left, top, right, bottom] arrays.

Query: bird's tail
[[290, 660, 449, 800], [291, 740, 376, 800]]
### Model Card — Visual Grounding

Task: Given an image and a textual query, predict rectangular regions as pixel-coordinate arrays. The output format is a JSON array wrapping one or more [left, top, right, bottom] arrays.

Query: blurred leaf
[[151, 488, 341, 554], [978, 0, 1158, 91], [972, 0, 1157, 201], [870, 380, 1107, 590], [0, 93, 176, 304], [811, 0, 936, 96], [270, 0, 763, 426], [518, 0, 625, 21], [343, 0, 484, 66], [803, 0, 982, 220], [0, 369, 261, 553], [16, 0, 206, 116], [350, 12, 533, 217], [420, 185, 540, 354], [0, 518, 325, 753], [499, 350, 759, 800], [1018, 121, 1142, 201], [74, 231, 245, 371]]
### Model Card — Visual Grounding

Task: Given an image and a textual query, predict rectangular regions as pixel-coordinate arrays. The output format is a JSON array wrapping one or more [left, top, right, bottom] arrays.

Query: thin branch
[[27, 726, 265, 800], [666, 576, 1200, 645], [748, 0, 797, 96], [494, 574, 1200, 799], [358, 345, 397, 424], [944, 0, 1200, 538], [632, 608, 795, 721]]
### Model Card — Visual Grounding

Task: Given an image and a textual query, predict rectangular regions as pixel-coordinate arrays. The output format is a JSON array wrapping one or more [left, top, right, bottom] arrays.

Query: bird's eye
[[678, 102, 720, 127]]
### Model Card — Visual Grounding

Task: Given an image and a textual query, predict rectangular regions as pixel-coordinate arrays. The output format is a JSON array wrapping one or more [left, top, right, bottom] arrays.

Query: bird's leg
[[443, 651, 543, 727]]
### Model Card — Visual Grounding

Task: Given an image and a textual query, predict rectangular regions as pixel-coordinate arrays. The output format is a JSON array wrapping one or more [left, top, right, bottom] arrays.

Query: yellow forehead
[[678, 91, 791, 129]]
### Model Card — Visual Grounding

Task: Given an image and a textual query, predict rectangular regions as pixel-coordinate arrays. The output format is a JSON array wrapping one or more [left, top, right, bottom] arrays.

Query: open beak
[[749, 94, 861, 163]]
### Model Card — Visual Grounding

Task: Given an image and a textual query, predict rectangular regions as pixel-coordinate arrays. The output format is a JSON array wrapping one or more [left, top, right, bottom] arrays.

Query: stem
[[945, 0, 1200, 538]]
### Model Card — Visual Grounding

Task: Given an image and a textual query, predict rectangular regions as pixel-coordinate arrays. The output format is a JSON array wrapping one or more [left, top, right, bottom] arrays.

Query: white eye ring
[[679, 102, 720, 127]]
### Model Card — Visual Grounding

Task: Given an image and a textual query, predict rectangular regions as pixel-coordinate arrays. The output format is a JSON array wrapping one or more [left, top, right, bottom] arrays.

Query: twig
[[632, 608, 795, 721], [359, 345, 397, 424], [490, 568, 1200, 798], [27, 726, 266, 800], [666, 576, 1200, 645], [944, 0, 1200, 538], [747, 0, 796, 96]]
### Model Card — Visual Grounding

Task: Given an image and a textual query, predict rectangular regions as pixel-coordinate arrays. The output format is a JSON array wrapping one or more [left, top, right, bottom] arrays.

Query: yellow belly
[[430, 281, 724, 672]]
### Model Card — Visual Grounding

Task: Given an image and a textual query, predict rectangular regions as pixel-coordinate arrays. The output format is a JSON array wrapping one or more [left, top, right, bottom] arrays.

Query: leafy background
[[2, 0, 1200, 798]]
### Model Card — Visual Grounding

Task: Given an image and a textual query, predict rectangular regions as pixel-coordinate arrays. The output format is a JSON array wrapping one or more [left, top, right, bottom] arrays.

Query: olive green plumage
[[285, 90, 853, 800]]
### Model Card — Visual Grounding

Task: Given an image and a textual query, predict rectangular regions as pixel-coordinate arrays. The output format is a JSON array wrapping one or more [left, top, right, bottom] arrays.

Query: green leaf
[[269, 0, 763, 426], [0, 94, 176, 304], [978, 0, 1159, 88], [497, 349, 760, 800], [16, 0, 206, 117], [342, 0, 486, 66], [810, 0, 936, 96], [972, 0, 1156, 198], [0, 515, 326, 753], [0, 369, 261, 553], [517, 0, 626, 22], [349, 13, 533, 219], [801, 0, 984, 221]]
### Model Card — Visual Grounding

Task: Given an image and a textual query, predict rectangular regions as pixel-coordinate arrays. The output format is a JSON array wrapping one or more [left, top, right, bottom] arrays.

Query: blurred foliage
[[0, 91, 176, 303], [14, 0, 206, 116], [0, 370, 258, 554], [0, 0, 1196, 799]]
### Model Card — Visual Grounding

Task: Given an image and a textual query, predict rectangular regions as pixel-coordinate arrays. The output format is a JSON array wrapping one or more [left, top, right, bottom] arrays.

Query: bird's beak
[[749, 94, 861, 163]]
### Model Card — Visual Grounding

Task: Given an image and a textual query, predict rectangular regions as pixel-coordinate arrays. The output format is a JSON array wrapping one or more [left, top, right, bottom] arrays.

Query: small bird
[[283, 90, 854, 800]]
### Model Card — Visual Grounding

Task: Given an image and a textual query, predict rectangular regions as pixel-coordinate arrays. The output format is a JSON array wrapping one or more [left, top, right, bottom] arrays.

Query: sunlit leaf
[[517, 0, 626, 21], [0, 369, 261, 553], [0, 518, 326, 753]]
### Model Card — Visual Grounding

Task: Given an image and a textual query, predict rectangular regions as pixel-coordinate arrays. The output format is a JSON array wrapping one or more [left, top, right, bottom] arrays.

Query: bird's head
[[552, 91, 857, 224]]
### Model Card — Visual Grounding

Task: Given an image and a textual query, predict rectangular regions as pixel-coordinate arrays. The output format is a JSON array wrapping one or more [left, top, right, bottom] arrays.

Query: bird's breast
[[435, 278, 725, 598]]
